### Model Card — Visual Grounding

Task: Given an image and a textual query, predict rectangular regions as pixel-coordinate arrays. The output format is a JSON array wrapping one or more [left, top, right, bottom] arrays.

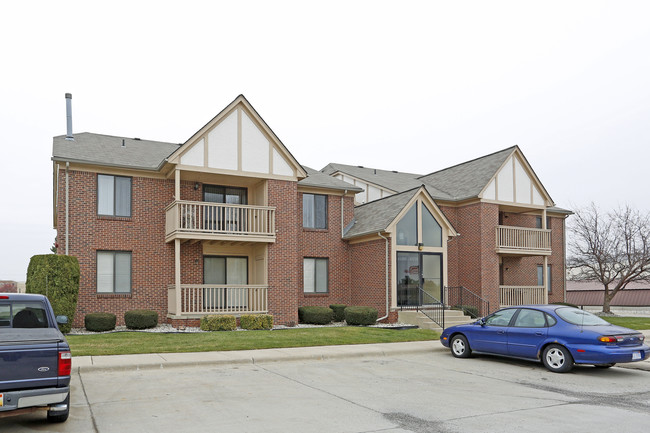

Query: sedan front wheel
[[450, 334, 471, 358]]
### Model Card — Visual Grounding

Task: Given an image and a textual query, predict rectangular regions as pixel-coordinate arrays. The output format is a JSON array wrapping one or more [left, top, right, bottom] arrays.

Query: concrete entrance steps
[[398, 309, 475, 332]]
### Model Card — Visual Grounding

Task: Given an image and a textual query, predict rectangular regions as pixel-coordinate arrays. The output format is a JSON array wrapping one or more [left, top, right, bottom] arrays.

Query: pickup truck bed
[[0, 294, 71, 423]]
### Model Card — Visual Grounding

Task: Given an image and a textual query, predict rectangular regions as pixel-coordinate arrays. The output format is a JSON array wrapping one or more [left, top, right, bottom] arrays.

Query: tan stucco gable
[[479, 146, 554, 208], [167, 95, 307, 181]]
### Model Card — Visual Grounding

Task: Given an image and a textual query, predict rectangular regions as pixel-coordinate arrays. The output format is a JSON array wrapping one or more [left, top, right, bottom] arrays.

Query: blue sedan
[[440, 305, 649, 372]]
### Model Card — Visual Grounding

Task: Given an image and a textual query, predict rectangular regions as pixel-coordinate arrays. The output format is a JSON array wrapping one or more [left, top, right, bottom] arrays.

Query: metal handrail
[[399, 289, 445, 329], [444, 286, 491, 318]]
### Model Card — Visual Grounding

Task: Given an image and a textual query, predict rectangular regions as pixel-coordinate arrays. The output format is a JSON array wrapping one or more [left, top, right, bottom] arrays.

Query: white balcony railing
[[499, 285, 547, 306], [496, 225, 551, 255], [165, 200, 275, 241], [168, 284, 268, 316]]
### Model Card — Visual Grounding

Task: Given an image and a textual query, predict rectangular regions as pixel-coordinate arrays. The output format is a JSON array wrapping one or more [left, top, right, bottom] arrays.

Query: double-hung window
[[98, 174, 132, 217], [97, 251, 132, 293], [537, 264, 552, 293], [303, 258, 328, 293], [303, 194, 327, 229]]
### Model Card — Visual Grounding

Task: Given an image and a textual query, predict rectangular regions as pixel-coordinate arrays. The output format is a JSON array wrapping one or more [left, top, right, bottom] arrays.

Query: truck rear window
[[0, 302, 49, 328]]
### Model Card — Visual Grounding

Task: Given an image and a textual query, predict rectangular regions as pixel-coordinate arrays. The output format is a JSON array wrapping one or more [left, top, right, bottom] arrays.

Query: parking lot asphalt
[[72, 330, 650, 373]]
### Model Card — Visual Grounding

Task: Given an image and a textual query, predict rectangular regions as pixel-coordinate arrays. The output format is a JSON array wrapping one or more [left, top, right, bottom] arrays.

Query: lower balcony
[[496, 225, 551, 256], [499, 285, 547, 307], [168, 284, 268, 317], [165, 200, 276, 243]]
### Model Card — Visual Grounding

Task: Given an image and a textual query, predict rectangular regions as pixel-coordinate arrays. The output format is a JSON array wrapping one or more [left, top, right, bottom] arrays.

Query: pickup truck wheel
[[47, 394, 69, 423]]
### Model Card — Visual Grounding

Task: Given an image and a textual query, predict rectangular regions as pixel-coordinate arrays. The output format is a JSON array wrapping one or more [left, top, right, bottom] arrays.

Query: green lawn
[[603, 316, 650, 330], [67, 327, 439, 357]]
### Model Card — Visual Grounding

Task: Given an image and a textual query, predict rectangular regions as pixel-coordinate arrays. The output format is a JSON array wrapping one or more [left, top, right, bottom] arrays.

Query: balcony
[[168, 284, 269, 316], [165, 200, 276, 243], [499, 285, 547, 307], [496, 225, 551, 256]]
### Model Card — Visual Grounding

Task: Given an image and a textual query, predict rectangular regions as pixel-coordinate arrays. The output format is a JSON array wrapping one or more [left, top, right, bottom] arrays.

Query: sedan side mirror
[[477, 318, 486, 326], [56, 315, 69, 325]]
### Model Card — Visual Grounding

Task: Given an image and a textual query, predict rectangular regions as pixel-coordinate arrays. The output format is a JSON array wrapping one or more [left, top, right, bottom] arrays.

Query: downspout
[[563, 216, 567, 303], [65, 161, 69, 255], [341, 190, 348, 237], [377, 232, 389, 322]]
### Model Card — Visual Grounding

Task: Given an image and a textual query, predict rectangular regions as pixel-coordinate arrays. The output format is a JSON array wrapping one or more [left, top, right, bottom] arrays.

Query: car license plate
[[0, 392, 3, 407], [632, 351, 641, 360]]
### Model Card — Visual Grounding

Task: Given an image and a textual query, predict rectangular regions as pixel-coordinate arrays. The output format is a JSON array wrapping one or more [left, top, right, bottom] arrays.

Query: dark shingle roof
[[52, 133, 180, 170], [344, 188, 420, 238], [298, 167, 363, 192], [416, 146, 516, 201], [320, 163, 423, 193]]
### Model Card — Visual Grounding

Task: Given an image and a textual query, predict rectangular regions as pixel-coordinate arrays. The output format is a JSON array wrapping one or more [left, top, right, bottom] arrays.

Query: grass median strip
[[67, 327, 440, 357]]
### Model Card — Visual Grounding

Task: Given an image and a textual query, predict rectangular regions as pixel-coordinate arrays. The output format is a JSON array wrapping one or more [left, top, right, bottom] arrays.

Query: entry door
[[397, 252, 443, 306], [204, 256, 248, 308], [421, 253, 442, 303]]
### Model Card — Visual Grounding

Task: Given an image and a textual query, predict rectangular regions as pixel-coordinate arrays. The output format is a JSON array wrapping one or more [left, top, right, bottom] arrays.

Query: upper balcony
[[165, 200, 276, 243], [496, 225, 551, 256]]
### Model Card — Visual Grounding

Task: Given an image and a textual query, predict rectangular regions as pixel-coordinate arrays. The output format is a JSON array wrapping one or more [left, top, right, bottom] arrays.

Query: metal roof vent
[[65, 93, 74, 141]]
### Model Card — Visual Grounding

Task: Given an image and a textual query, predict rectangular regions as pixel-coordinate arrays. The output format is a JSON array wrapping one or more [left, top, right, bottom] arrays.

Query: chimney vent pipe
[[65, 93, 74, 141]]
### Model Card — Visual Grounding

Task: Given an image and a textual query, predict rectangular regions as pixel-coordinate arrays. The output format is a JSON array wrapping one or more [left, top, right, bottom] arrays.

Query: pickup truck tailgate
[[0, 329, 65, 391]]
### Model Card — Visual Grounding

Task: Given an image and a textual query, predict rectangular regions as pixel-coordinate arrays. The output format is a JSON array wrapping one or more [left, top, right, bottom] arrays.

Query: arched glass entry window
[[396, 204, 417, 245], [422, 205, 442, 247]]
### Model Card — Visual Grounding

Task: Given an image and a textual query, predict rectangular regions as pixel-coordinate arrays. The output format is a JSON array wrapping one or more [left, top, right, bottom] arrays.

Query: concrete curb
[[72, 336, 650, 374], [73, 341, 444, 373]]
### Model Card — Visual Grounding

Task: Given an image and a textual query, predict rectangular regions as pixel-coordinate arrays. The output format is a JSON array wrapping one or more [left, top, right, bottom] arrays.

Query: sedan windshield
[[555, 307, 610, 326]]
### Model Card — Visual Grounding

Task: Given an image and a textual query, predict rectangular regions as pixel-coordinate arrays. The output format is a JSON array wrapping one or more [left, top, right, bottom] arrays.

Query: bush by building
[[200, 315, 236, 331], [298, 306, 334, 325], [124, 309, 158, 329], [329, 304, 347, 322], [84, 313, 116, 332], [25, 255, 80, 333], [344, 306, 378, 326]]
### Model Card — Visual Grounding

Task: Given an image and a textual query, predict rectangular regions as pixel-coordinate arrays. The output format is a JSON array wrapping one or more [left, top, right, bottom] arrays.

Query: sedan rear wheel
[[450, 334, 471, 358], [542, 344, 573, 373]]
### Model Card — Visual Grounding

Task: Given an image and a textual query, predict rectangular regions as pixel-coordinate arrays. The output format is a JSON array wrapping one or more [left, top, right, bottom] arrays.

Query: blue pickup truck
[[0, 293, 71, 422]]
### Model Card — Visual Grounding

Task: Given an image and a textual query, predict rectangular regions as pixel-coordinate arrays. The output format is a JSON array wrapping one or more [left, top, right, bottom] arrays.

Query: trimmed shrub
[[344, 306, 378, 326], [298, 306, 334, 325], [84, 313, 116, 332], [240, 314, 273, 330], [201, 315, 236, 331], [26, 254, 80, 333], [124, 310, 158, 330], [329, 304, 347, 322], [452, 305, 479, 318]]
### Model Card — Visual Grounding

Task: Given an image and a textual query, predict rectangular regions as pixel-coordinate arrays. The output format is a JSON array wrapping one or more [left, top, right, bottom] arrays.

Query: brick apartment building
[[52, 95, 570, 327]]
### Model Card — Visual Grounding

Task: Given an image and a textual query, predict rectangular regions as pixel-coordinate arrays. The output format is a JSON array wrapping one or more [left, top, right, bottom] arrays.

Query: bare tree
[[568, 203, 650, 313]]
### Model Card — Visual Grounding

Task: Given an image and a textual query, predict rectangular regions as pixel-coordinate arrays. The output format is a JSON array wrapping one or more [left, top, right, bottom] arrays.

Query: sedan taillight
[[598, 336, 620, 343], [58, 351, 72, 376]]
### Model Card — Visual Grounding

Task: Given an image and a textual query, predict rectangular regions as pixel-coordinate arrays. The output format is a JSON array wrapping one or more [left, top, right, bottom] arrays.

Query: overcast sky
[[1, 1, 649, 281]]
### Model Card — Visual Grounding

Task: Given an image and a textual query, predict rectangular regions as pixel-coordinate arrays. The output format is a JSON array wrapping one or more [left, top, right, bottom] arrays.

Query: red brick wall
[[56, 169, 177, 326], [441, 202, 500, 308], [267, 180, 301, 325], [349, 238, 391, 318], [500, 213, 566, 303], [297, 193, 355, 311]]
